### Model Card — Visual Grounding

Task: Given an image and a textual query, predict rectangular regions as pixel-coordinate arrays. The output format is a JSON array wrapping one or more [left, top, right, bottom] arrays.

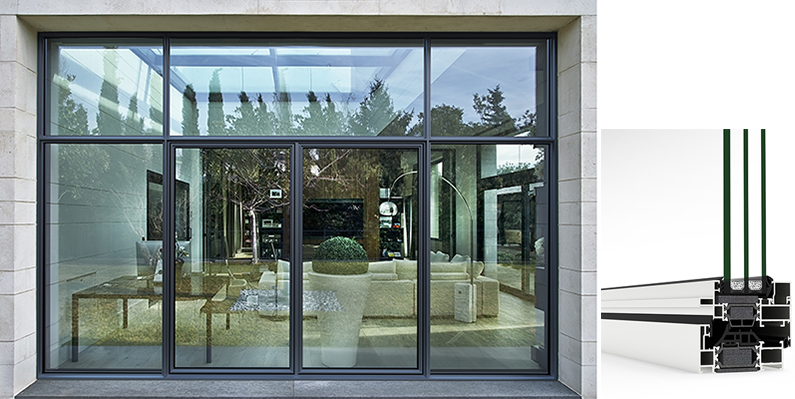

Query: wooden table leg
[[206, 312, 212, 363], [226, 314, 230, 330], [71, 296, 79, 362]]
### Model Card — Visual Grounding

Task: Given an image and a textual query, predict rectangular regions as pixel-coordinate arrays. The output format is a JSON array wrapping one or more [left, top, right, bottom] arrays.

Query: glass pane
[[174, 148, 291, 368], [430, 40, 548, 137], [46, 144, 163, 370], [302, 148, 419, 368], [170, 40, 424, 136], [429, 144, 548, 372], [48, 39, 164, 136]]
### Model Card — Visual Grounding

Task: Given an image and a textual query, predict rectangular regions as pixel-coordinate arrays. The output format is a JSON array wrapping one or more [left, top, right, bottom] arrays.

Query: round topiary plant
[[313, 236, 369, 275]]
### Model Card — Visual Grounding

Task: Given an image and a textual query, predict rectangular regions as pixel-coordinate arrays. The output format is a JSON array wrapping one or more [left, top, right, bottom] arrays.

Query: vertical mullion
[[547, 37, 558, 377], [420, 143, 431, 377], [424, 37, 432, 140], [421, 35, 431, 377], [37, 36, 48, 374], [161, 35, 172, 377], [293, 143, 303, 374], [163, 143, 175, 374]]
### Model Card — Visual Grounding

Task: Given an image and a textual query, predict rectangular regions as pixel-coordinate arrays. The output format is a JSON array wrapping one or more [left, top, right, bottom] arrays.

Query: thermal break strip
[[602, 277, 790, 373]]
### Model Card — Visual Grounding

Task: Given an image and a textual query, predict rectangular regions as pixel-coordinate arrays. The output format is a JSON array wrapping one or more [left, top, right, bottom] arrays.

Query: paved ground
[[17, 379, 579, 399]]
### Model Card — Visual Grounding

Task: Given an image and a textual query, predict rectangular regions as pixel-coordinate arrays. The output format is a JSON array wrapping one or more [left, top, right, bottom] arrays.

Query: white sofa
[[260, 255, 499, 318]]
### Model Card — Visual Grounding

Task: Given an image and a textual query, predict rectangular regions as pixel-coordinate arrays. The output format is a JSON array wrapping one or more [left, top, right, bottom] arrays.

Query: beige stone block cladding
[[0, 16, 36, 71], [0, 0, 19, 15], [0, 62, 35, 114], [16, 0, 595, 17], [0, 13, 38, 399], [557, 15, 597, 399], [0, 268, 36, 296], [0, 132, 36, 181]]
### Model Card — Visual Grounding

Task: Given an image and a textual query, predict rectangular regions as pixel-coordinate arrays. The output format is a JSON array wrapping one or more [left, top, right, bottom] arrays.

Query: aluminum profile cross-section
[[602, 277, 790, 373]]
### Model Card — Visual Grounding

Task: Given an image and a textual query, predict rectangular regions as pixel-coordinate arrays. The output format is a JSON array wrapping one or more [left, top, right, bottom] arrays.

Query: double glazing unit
[[38, 33, 557, 378]]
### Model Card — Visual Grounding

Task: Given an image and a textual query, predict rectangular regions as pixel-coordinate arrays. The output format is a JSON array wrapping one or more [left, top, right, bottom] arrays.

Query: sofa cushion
[[431, 272, 470, 280], [430, 251, 449, 263], [430, 261, 467, 273], [371, 273, 399, 281], [450, 253, 470, 263], [395, 259, 417, 280], [469, 261, 485, 277], [368, 260, 396, 274]]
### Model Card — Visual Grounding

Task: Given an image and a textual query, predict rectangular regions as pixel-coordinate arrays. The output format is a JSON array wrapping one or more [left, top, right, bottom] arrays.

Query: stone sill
[[17, 379, 580, 399]]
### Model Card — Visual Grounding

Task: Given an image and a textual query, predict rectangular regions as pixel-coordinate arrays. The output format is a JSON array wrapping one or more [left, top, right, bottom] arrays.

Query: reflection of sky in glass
[[495, 145, 541, 169], [169, 45, 423, 135], [55, 46, 162, 135], [431, 47, 537, 123], [480, 144, 543, 179], [54, 43, 540, 137], [172, 66, 277, 94]]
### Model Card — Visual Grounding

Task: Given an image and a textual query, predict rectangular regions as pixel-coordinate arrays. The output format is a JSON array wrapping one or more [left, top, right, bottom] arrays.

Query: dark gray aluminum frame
[[36, 32, 559, 381]]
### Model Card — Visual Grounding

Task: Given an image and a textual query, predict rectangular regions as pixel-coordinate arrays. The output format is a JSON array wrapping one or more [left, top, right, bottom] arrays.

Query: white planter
[[308, 271, 373, 367]]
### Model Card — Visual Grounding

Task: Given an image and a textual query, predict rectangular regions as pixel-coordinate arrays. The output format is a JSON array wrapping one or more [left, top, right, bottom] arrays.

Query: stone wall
[[0, 14, 38, 399], [557, 16, 597, 398]]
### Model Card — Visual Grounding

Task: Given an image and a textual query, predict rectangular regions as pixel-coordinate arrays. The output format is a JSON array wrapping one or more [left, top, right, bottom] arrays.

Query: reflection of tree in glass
[[350, 78, 414, 137], [55, 74, 156, 238], [181, 84, 199, 136], [426, 104, 472, 136], [124, 95, 145, 136], [225, 92, 279, 136], [496, 147, 545, 180], [431, 84, 536, 137], [212, 74, 415, 137], [203, 148, 291, 263], [473, 84, 513, 130], [273, 92, 297, 136], [93, 47, 121, 136], [303, 148, 359, 194], [55, 74, 109, 201], [207, 69, 225, 136], [296, 91, 348, 136], [54, 73, 90, 136], [147, 68, 162, 135]]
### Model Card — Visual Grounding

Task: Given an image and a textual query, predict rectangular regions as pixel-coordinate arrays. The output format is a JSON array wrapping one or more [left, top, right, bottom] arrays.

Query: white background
[[599, 1, 795, 398]]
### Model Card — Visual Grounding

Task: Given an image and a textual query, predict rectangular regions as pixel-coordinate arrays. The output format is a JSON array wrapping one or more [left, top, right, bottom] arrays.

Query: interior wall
[[47, 144, 162, 366], [175, 148, 203, 272]]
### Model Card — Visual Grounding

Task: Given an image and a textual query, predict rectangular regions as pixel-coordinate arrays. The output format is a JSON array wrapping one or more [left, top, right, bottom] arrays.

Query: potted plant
[[308, 236, 372, 367]]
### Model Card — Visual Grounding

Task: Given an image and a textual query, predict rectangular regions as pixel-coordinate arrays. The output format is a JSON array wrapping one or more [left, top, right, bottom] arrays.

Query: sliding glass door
[[173, 147, 291, 368], [301, 147, 419, 369]]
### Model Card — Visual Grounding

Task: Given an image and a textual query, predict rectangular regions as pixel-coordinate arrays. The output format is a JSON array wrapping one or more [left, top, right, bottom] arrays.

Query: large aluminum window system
[[37, 33, 558, 380]]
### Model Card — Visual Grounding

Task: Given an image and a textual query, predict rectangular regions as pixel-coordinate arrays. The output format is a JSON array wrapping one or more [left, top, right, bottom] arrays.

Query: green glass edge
[[724, 128, 731, 283], [743, 129, 749, 289], [761, 129, 766, 278]]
